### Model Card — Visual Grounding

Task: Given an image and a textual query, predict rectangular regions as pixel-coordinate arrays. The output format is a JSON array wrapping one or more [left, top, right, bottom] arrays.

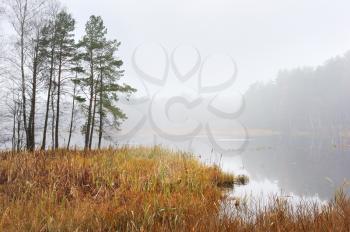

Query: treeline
[[242, 51, 350, 136], [0, 0, 136, 151]]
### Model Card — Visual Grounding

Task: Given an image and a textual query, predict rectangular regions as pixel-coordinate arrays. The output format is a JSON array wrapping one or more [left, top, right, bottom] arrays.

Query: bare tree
[[6, 0, 47, 151]]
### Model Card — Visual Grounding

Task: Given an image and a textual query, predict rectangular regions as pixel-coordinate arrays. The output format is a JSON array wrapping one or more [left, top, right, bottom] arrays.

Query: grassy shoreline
[[1, 147, 350, 231], [0, 147, 247, 231]]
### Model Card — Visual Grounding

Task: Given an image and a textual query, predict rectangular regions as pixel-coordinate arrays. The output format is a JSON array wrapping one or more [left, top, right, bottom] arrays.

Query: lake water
[[121, 133, 350, 203]]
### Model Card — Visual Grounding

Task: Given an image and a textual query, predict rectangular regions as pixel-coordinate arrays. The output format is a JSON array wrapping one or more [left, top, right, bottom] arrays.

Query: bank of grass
[[222, 189, 350, 231], [0, 146, 246, 231], [0, 147, 350, 231]]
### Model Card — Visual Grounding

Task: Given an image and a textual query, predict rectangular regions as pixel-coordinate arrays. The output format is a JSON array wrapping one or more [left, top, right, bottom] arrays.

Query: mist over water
[[114, 49, 350, 202], [2, 0, 350, 204], [117, 127, 350, 202]]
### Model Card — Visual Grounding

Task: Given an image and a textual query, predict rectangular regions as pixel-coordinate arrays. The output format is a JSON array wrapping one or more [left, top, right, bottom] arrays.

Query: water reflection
[[241, 135, 350, 200], [120, 134, 350, 201]]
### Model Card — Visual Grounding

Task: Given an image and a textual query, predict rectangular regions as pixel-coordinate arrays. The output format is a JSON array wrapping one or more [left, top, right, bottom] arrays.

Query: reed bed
[[0, 147, 241, 231], [0, 147, 349, 231]]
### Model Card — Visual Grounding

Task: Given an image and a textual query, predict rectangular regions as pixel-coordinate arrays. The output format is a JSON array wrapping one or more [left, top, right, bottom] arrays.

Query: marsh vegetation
[[0, 147, 349, 231]]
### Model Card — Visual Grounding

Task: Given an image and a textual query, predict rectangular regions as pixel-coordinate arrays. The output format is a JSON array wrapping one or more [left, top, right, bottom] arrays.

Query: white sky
[[15, 0, 350, 93]]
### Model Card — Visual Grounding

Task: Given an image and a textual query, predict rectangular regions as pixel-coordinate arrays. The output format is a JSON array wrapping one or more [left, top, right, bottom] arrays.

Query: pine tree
[[53, 10, 75, 149], [79, 15, 136, 149], [41, 18, 57, 150], [95, 40, 135, 149], [67, 53, 84, 150], [79, 15, 107, 149]]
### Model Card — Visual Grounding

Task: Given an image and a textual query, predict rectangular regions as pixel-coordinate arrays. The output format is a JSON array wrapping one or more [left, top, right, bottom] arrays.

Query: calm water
[[121, 133, 350, 202]]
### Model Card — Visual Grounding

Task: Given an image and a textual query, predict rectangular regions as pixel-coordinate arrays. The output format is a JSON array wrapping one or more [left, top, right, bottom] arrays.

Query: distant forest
[[242, 52, 350, 136]]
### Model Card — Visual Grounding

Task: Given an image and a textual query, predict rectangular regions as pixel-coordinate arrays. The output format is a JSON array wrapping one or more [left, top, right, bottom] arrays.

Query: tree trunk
[[51, 81, 56, 149], [28, 38, 39, 151], [55, 49, 62, 149], [12, 103, 17, 153], [85, 50, 94, 149], [89, 90, 97, 149], [20, 14, 28, 150], [17, 107, 22, 152], [98, 69, 103, 149], [41, 43, 55, 150], [67, 82, 76, 150]]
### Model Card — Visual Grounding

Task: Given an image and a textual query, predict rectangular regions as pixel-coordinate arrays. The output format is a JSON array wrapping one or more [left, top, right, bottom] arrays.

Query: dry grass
[[220, 189, 350, 231], [0, 147, 349, 231], [0, 146, 242, 231]]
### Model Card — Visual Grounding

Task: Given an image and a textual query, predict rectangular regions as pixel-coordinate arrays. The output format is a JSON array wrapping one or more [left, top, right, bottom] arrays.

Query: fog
[[60, 0, 350, 92], [1, 0, 350, 201]]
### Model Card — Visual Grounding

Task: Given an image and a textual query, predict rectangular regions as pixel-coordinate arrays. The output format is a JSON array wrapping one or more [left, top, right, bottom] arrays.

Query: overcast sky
[[18, 0, 350, 94]]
